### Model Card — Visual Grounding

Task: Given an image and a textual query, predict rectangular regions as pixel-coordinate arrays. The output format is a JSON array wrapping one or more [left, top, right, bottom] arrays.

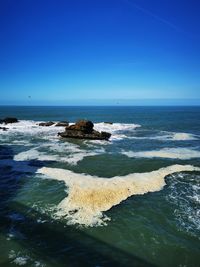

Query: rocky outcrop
[[104, 122, 113, 125], [55, 121, 69, 127], [39, 121, 54, 126], [67, 120, 94, 132], [58, 120, 111, 140], [0, 127, 8, 131], [0, 117, 18, 124]]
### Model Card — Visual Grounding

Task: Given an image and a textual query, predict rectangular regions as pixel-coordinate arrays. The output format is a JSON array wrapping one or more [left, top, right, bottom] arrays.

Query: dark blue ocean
[[0, 106, 200, 267]]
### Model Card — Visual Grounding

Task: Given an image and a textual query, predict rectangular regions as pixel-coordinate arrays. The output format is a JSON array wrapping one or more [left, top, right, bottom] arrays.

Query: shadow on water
[[0, 145, 156, 267], [1, 203, 157, 267], [0, 145, 55, 211]]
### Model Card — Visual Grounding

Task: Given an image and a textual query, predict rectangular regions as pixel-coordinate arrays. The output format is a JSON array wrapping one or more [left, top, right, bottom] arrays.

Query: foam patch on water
[[128, 132, 198, 141], [9, 250, 30, 266], [169, 132, 198, 141], [8, 250, 45, 266], [122, 148, 200, 160], [37, 164, 200, 226], [11, 140, 31, 146], [14, 148, 43, 161], [41, 141, 81, 153], [62, 151, 101, 165], [153, 132, 198, 141], [86, 139, 113, 146], [14, 146, 105, 165]]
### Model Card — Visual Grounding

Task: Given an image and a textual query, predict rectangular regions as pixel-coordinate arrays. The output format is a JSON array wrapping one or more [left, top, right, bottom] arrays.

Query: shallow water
[[0, 106, 200, 267]]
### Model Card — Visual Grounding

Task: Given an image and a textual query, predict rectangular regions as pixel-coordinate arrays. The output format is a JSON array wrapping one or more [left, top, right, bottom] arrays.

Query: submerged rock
[[58, 120, 111, 140], [55, 121, 69, 127], [104, 122, 113, 125], [39, 121, 54, 126], [0, 126, 8, 131], [0, 117, 18, 124]]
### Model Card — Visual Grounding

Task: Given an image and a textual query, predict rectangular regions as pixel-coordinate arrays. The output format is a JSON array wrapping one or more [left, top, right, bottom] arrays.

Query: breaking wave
[[37, 165, 200, 226], [1, 120, 198, 145], [0, 120, 141, 142], [0, 120, 63, 136], [94, 122, 140, 141]]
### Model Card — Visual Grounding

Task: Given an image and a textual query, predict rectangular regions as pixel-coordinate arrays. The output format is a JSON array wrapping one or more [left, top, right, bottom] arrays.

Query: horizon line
[[0, 104, 200, 107]]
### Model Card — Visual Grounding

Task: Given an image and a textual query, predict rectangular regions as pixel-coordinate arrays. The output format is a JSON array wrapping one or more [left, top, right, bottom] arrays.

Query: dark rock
[[58, 130, 111, 140], [67, 120, 94, 133], [55, 121, 69, 127], [0, 127, 8, 131], [39, 121, 54, 126], [104, 122, 113, 125], [0, 117, 18, 124], [58, 120, 111, 140], [100, 131, 112, 139]]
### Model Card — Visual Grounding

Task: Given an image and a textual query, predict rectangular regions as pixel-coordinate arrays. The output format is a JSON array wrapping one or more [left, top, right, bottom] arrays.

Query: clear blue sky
[[0, 0, 200, 105]]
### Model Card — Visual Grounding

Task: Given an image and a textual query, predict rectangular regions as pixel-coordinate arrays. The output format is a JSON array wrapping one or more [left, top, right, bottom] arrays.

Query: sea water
[[0, 106, 200, 267]]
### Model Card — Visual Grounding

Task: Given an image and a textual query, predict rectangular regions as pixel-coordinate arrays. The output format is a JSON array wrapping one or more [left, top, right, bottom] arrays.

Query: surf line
[[37, 164, 200, 226]]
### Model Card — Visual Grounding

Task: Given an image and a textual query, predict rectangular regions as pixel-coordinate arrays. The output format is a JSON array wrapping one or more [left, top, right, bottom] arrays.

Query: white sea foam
[[167, 173, 200, 237], [37, 164, 200, 226], [128, 132, 198, 141], [190, 184, 200, 204], [0, 120, 141, 143], [34, 261, 45, 267], [14, 148, 42, 161], [9, 250, 16, 259], [64, 150, 104, 165], [9, 250, 30, 266], [14, 146, 105, 165], [11, 140, 31, 146], [13, 256, 29, 266], [122, 148, 200, 160], [0, 120, 64, 137], [8, 250, 44, 266], [94, 122, 140, 141], [43, 142, 81, 153], [170, 132, 198, 141], [1, 120, 198, 143], [94, 122, 140, 132], [153, 132, 198, 141], [85, 140, 110, 147]]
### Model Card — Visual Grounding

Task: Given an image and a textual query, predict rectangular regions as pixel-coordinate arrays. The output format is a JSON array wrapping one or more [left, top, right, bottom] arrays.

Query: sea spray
[[37, 165, 200, 226]]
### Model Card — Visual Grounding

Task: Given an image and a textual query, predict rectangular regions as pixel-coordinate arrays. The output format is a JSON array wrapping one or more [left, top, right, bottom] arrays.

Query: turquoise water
[[0, 106, 200, 267]]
